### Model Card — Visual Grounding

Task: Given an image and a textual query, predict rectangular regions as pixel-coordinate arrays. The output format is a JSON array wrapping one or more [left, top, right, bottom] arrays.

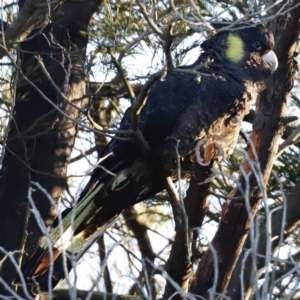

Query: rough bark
[[0, 0, 102, 296], [189, 1, 300, 297]]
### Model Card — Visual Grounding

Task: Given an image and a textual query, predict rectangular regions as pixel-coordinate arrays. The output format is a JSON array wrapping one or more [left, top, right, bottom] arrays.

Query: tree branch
[[163, 162, 213, 300], [277, 124, 300, 157], [87, 81, 143, 101], [97, 235, 113, 294], [0, 0, 66, 59], [123, 207, 156, 297]]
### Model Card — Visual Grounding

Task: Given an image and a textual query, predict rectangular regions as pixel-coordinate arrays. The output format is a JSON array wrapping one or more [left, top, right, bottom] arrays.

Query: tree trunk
[[0, 0, 102, 296]]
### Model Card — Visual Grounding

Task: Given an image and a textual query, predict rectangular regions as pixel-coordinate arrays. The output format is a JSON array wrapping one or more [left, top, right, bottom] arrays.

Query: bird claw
[[195, 139, 211, 166], [190, 138, 225, 166]]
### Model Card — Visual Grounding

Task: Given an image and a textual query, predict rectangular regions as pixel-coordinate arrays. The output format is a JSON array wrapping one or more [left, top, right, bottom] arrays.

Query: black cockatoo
[[13, 22, 278, 293]]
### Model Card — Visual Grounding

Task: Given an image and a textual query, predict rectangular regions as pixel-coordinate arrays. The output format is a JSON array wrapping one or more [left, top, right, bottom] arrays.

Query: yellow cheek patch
[[226, 33, 244, 63]]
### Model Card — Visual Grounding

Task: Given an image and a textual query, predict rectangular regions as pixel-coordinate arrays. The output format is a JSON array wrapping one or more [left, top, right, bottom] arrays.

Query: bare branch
[[227, 179, 300, 299], [70, 146, 97, 164], [277, 125, 300, 157], [123, 207, 156, 297]]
